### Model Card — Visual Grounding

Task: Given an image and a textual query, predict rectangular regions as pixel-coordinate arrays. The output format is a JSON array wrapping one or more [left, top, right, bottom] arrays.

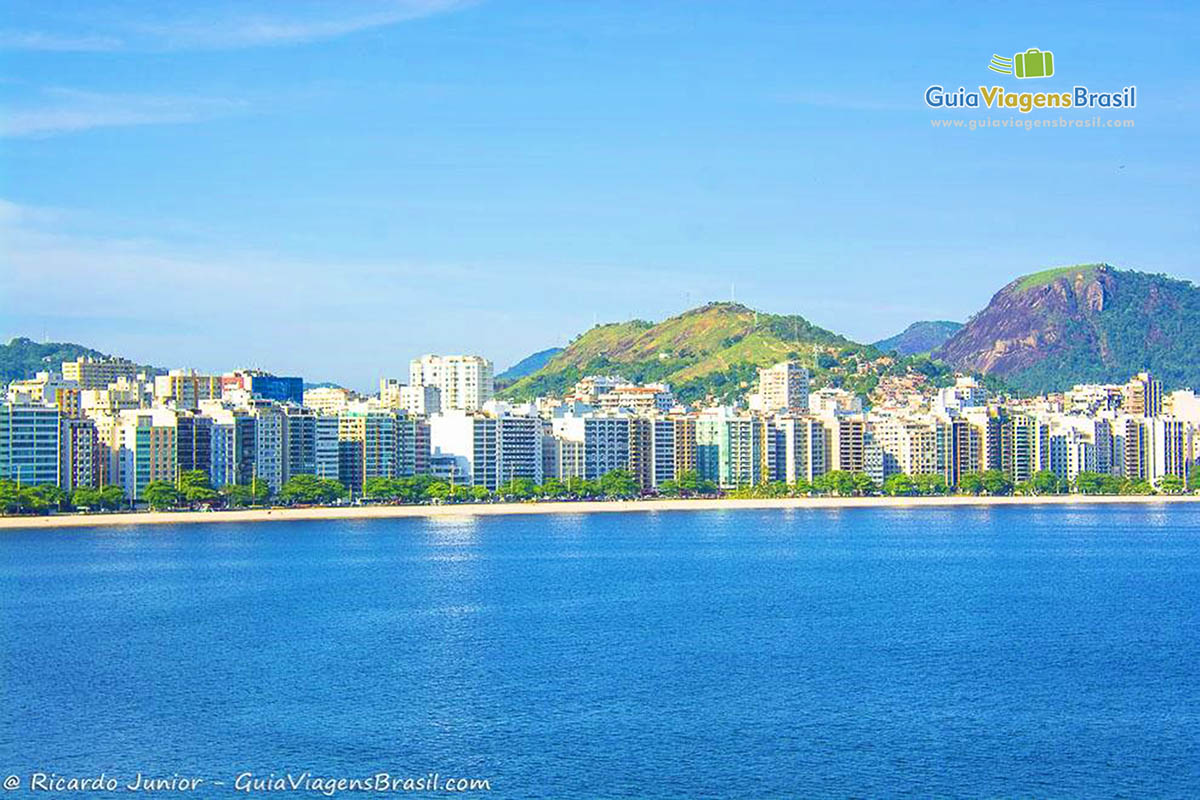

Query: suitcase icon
[[1014, 48, 1054, 79]]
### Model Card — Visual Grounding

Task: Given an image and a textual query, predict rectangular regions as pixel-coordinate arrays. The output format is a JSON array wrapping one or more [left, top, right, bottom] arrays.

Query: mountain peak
[[936, 264, 1200, 391]]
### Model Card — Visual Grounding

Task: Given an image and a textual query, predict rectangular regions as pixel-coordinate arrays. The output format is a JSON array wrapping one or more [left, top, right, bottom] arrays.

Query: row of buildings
[[2, 350, 1198, 501]]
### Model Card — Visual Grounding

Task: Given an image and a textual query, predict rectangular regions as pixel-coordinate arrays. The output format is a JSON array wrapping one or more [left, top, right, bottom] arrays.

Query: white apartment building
[[379, 378, 441, 416], [758, 361, 810, 413], [303, 386, 355, 415], [428, 409, 542, 490], [410, 355, 494, 412]]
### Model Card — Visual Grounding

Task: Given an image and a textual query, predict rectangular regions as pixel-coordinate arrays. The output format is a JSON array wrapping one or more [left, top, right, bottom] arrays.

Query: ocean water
[[1, 505, 1198, 798]]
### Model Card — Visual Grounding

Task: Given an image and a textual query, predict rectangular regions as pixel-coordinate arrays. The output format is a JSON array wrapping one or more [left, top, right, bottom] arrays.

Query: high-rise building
[[303, 386, 355, 415], [204, 405, 256, 488], [154, 370, 222, 410], [59, 416, 99, 491], [0, 403, 61, 486], [695, 408, 765, 488], [758, 361, 810, 413], [315, 415, 341, 481], [410, 355, 494, 412], [175, 412, 213, 478], [62, 356, 144, 390], [117, 408, 178, 500], [223, 370, 304, 405], [282, 405, 318, 480], [551, 414, 631, 482], [7, 372, 82, 418], [776, 415, 827, 484], [1124, 372, 1163, 418], [380, 378, 442, 416]]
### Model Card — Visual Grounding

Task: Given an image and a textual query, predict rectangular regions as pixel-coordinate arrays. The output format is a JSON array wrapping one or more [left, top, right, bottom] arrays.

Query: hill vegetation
[[935, 264, 1200, 392], [500, 302, 954, 403]]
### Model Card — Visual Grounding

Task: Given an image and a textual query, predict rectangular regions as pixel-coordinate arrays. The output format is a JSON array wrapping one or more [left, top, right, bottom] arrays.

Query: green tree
[[363, 476, 400, 501], [143, 481, 181, 510], [657, 479, 681, 497], [537, 478, 567, 499], [813, 470, 857, 496], [280, 474, 347, 505], [1031, 469, 1066, 495], [980, 469, 1014, 496], [1073, 471, 1105, 495], [471, 486, 492, 502], [98, 484, 127, 510], [221, 479, 271, 507], [913, 474, 948, 496], [851, 472, 877, 496], [599, 469, 639, 498], [791, 478, 813, 497], [498, 477, 538, 501], [882, 474, 916, 497], [958, 472, 983, 495], [1158, 475, 1185, 495], [1121, 478, 1154, 495], [72, 486, 102, 510], [424, 481, 451, 502], [178, 470, 219, 504]]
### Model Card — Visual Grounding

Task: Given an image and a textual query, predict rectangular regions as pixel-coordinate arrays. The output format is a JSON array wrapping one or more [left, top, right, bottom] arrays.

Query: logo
[[923, 47, 1136, 115], [989, 48, 1055, 79]]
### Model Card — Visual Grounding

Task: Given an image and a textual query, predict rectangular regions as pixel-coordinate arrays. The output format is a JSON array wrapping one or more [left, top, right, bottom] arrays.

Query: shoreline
[[2, 493, 1199, 529]]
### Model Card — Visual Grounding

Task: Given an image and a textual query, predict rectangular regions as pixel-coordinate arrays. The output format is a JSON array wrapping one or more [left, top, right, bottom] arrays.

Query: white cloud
[[0, 31, 121, 51], [0, 0, 474, 52], [0, 89, 246, 137]]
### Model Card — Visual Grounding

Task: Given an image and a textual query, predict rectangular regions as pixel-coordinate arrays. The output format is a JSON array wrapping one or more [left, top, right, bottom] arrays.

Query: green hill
[[873, 321, 963, 356], [499, 302, 922, 403], [935, 264, 1200, 392], [1, 337, 161, 384], [498, 347, 564, 381], [1, 338, 108, 383]]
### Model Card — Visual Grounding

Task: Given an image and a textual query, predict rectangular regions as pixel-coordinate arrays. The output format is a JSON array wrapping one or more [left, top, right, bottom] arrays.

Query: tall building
[[223, 370, 304, 405], [429, 410, 542, 489], [776, 415, 827, 484], [598, 384, 675, 415], [175, 412, 213, 478], [410, 355, 494, 412], [380, 378, 441, 416], [758, 361, 810, 413], [696, 409, 765, 488], [154, 370, 222, 410], [0, 403, 61, 486], [7, 372, 82, 418], [1124, 372, 1163, 417], [204, 404, 256, 488], [282, 405, 318, 480], [337, 407, 420, 487], [551, 414, 631, 482], [117, 408, 178, 500], [315, 415, 341, 481], [303, 386, 355, 414], [59, 416, 99, 491], [62, 356, 143, 390]]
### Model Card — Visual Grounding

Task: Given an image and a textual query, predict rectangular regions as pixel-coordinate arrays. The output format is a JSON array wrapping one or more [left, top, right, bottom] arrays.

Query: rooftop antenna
[[730, 282, 736, 303]]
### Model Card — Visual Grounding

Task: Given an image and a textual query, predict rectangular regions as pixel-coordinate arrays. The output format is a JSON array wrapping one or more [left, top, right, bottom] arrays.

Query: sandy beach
[[2, 493, 1198, 529]]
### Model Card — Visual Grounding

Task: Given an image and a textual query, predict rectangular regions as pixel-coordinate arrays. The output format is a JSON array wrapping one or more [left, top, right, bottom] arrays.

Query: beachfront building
[[117, 408, 179, 500], [0, 402, 61, 487]]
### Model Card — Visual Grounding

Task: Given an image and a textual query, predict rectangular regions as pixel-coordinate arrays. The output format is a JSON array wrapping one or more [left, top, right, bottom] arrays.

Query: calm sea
[[1, 506, 1198, 798]]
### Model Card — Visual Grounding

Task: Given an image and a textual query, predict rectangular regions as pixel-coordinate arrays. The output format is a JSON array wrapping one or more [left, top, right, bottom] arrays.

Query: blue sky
[[2, 1, 1197, 389]]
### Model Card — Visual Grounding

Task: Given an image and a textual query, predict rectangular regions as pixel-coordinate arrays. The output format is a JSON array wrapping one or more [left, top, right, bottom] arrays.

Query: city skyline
[[3, 1, 1198, 386]]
